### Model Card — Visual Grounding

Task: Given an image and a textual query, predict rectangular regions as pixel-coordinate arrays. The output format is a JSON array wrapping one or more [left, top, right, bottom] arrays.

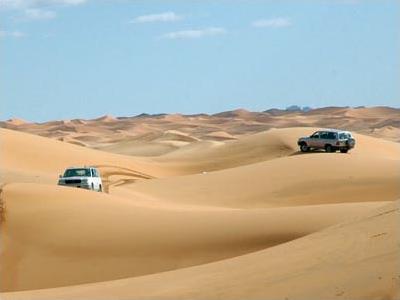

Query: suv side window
[[327, 132, 337, 139], [93, 169, 99, 177], [320, 132, 329, 139]]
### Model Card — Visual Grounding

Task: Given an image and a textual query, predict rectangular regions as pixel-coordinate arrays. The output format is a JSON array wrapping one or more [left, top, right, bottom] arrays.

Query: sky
[[0, 0, 399, 122]]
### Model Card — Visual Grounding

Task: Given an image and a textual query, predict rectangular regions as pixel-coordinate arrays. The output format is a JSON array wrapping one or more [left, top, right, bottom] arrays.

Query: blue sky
[[1, 0, 399, 122]]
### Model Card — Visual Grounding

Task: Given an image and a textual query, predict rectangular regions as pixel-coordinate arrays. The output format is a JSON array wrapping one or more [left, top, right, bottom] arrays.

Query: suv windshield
[[63, 168, 91, 177], [311, 132, 320, 138]]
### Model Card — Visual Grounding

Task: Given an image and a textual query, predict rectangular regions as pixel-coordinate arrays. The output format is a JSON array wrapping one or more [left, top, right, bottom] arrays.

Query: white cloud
[[161, 27, 226, 40], [0, 0, 87, 10], [24, 8, 56, 19], [130, 12, 183, 24], [252, 17, 292, 28], [0, 29, 25, 37]]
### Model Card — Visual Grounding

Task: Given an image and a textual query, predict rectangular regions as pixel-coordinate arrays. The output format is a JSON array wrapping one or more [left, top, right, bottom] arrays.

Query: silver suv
[[58, 166, 103, 192], [297, 129, 355, 153]]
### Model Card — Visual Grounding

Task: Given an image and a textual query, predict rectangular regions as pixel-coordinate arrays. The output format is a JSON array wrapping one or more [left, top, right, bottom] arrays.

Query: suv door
[[309, 131, 321, 148], [93, 168, 101, 190], [319, 131, 330, 148], [327, 132, 337, 144], [89, 168, 97, 190]]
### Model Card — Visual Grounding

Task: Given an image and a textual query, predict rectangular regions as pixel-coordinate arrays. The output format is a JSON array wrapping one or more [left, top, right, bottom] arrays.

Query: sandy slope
[[115, 155, 400, 208], [2, 200, 398, 300], [115, 130, 400, 208], [95, 140, 179, 157], [0, 124, 399, 299], [0, 183, 385, 292], [154, 128, 300, 173], [152, 127, 400, 173], [0, 128, 175, 185]]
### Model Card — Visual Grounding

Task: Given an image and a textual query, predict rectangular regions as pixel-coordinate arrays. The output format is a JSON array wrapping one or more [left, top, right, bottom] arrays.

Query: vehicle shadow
[[290, 150, 348, 156]]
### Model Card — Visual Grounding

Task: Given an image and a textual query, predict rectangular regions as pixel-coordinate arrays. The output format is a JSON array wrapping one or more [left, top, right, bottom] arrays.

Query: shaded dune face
[[0, 120, 399, 299]]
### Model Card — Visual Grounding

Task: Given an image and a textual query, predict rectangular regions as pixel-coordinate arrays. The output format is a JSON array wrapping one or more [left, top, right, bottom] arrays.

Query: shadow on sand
[[290, 150, 349, 156]]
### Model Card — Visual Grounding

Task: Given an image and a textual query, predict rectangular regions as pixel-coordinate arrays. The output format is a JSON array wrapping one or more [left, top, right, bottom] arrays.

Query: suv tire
[[91, 183, 94, 190], [99, 184, 102, 192], [300, 143, 310, 152], [340, 148, 349, 153], [325, 144, 334, 153]]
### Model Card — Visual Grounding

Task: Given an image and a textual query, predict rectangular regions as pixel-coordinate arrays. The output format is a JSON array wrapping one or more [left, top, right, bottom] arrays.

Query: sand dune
[[155, 128, 302, 173], [2, 200, 398, 300], [370, 126, 400, 142], [344, 106, 400, 118], [203, 130, 237, 141], [4, 119, 28, 126], [1, 183, 384, 292], [155, 130, 200, 143], [0, 128, 174, 182], [93, 115, 117, 122], [120, 129, 400, 208], [2, 106, 399, 153], [0, 112, 399, 299], [97, 140, 179, 157], [121, 152, 399, 208]]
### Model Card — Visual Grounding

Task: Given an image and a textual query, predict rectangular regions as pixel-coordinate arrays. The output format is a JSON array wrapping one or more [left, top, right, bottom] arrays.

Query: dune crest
[[5, 118, 28, 126]]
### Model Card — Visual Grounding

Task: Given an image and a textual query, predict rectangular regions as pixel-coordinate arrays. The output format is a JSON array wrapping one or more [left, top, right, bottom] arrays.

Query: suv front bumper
[[58, 182, 91, 189]]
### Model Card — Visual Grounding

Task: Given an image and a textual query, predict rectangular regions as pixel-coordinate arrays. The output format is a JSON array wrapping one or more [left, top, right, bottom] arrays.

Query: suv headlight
[[81, 178, 89, 184]]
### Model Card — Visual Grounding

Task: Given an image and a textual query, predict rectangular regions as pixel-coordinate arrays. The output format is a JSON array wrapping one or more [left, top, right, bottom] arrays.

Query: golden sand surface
[[0, 108, 399, 299]]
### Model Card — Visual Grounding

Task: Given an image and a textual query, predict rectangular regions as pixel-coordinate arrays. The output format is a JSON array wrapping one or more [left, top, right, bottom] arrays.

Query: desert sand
[[1, 106, 399, 156], [0, 107, 399, 300]]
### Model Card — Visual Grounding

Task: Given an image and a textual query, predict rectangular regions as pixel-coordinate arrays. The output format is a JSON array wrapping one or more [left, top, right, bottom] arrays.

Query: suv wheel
[[325, 144, 334, 153], [99, 184, 102, 192], [340, 148, 349, 153], [91, 183, 94, 190], [300, 143, 310, 152]]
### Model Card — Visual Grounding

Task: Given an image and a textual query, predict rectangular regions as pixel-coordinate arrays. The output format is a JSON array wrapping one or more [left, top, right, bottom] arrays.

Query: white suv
[[297, 129, 355, 153], [58, 167, 103, 192]]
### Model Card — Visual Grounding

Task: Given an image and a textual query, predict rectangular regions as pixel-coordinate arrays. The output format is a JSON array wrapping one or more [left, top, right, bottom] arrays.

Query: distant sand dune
[[2, 106, 399, 151]]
